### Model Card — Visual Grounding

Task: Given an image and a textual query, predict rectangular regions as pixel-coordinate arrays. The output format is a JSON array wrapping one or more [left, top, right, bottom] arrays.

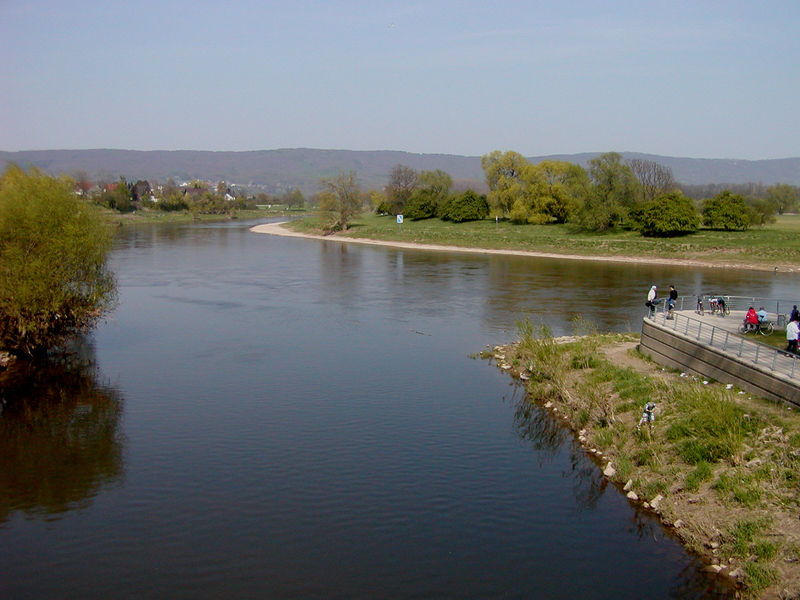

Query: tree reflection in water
[[512, 387, 608, 511], [0, 344, 124, 522], [511, 385, 735, 598]]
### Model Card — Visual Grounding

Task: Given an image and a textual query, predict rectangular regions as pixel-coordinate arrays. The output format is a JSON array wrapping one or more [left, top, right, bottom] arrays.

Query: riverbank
[[101, 207, 302, 227], [250, 218, 800, 272], [487, 329, 800, 598]]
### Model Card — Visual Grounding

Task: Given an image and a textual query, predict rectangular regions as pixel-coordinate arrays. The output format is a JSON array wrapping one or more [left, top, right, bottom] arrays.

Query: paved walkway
[[647, 308, 799, 380]]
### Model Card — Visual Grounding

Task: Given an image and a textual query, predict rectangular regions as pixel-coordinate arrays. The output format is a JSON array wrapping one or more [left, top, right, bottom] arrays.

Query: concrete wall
[[640, 319, 800, 406]]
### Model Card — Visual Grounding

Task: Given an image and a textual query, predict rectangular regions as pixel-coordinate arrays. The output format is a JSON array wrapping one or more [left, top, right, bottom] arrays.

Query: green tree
[[97, 177, 133, 212], [368, 189, 390, 213], [440, 190, 489, 223], [481, 150, 529, 217], [746, 197, 777, 226], [0, 166, 116, 357], [702, 190, 750, 231], [765, 183, 799, 215], [529, 160, 590, 224], [575, 152, 640, 231], [639, 191, 700, 237], [318, 170, 362, 231], [282, 188, 305, 210], [405, 170, 452, 220]]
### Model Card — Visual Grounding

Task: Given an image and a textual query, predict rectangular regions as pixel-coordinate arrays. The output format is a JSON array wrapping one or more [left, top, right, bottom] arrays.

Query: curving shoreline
[[250, 221, 791, 272]]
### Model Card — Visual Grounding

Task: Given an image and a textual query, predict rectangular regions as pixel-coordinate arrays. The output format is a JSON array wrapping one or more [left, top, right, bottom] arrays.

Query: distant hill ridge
[[1, 148, 798, 195]]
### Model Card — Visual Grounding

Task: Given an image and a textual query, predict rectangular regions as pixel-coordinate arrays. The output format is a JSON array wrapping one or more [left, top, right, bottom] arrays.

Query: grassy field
[[288, 213, 800, 270]]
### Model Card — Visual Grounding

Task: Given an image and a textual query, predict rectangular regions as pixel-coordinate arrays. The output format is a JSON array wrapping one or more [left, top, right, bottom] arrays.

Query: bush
[[639, 191, 700, 237], [441, 190, 489, 223], [0, 166, 116, 356], [404, 189, 439, 220], [702, 190, 750, 230], [157, 193, 189, 212]]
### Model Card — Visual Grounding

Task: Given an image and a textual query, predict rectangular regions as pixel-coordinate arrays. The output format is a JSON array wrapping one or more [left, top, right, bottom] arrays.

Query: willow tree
[[0, 165, 116, 357]]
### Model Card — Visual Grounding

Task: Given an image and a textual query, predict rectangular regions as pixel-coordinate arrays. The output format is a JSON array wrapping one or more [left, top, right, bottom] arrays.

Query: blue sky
[[1, 0, 798, 159]]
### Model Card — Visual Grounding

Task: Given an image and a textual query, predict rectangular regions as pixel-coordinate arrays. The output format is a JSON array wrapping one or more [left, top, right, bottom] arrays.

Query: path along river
[[2, 218, 797, 599]]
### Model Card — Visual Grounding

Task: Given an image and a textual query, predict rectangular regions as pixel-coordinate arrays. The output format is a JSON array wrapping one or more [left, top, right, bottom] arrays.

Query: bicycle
[[710, 297, 730, 316], [739, 320, 774, 335], [695, 297, 704, 315]]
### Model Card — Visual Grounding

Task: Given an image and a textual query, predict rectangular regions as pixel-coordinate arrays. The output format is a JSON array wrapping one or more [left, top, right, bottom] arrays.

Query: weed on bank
[[486, 321, 800, 598]]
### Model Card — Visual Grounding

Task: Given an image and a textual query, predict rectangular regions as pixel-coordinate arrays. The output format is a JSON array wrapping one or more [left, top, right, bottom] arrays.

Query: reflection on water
[[0, 344, 123, 522], [2, 220, 776, 598], [512, 390, 733, 598]]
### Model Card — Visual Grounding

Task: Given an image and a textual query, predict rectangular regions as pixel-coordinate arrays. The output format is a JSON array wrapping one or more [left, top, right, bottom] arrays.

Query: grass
[[100, 206, 305, 226], [489, 324, 800, 597], [287, 212, 800, 269]]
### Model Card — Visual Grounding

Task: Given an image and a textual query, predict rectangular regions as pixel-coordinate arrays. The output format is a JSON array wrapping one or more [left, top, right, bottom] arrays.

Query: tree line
[[72, 171, 307, 216], [318, 152, 800, 235]]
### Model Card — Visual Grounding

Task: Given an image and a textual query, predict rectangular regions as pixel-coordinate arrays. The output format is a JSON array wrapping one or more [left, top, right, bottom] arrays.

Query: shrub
[[441, 190, 489, 223], [404, 189, 439, 220], [702, 190, 750, 230], [0, 166, 116, 356], [639, 191, 700, 237]]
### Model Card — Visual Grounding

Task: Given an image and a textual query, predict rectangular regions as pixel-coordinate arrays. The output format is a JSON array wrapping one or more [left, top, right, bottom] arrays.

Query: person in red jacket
[[744, 307, 759, 332]]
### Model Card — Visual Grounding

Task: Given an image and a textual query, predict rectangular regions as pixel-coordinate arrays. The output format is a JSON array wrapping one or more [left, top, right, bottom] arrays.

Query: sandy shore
[[250, 221, 792, 272]]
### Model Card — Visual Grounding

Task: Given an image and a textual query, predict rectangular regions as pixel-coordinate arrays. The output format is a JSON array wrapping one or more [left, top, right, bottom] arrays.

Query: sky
[[1, 0, 798, 159]]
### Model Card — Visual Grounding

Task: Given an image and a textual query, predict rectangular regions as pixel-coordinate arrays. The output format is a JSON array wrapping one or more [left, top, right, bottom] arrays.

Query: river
[[2, 218, 796, 598]]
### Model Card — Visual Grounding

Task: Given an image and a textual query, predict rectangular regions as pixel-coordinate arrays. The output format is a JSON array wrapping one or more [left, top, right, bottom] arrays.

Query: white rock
[[702, 564, 723, 574], [626, 491, 639, 501], [650, 494, 663, 510], [623, 479, 633, 491], [728, 568, 743, 580], [544, 401, 553, 408], [673, 519, 685, 529], [603, 462, 616, 477]]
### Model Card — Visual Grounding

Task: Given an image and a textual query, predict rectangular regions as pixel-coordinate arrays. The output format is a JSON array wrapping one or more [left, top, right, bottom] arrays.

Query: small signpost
[[397, 214, 403, 232]]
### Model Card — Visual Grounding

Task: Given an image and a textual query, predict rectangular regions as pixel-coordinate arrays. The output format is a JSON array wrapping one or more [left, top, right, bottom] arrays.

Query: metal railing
[[645, 309, 798, 379], [674, 294, 799, 319]]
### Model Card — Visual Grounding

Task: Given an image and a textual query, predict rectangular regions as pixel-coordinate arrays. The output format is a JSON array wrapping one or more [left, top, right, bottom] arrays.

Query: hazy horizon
[[3, 147, 799, 162]]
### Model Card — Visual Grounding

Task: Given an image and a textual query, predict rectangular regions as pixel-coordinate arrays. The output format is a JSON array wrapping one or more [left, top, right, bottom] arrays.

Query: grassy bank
[[287, 213, 800, 270], [486, 323, 800, 597], [100, 207, 305, 227]]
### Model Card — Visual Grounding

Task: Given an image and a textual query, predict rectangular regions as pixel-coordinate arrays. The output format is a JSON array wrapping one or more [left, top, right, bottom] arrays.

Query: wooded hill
[[1, 148, 798, 196]]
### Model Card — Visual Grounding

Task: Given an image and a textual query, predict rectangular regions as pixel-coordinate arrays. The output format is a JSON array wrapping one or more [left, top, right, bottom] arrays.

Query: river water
[[2, 219, 797, 598]]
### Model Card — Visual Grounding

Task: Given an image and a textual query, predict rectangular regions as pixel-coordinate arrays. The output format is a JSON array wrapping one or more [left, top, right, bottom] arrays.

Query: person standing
[[637, 400, 656, 433], [790, 305, 799, 323], [646, 285, 658, 316], [667, 285, 678, 319], [787, 316, 799, 354]]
